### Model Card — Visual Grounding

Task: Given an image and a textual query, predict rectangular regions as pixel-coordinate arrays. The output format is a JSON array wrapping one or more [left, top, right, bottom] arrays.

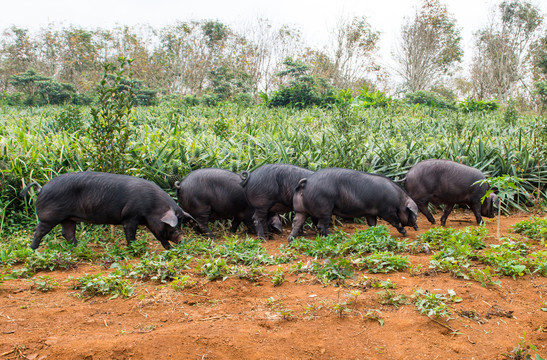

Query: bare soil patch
[[1, 210, 546, 360]]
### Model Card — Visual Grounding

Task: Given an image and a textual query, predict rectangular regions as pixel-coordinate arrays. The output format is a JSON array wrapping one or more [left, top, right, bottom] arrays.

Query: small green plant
[[197, 257, 229, 281], [503, 99, 519, 125], [52, 104, 83, 132], [370, 278, 397, 289], [503, 332, 543, 360], [412, 289, 461, 322], [528, 251, 547, 277], [69, 272, 135, 299], [120, 253, 193, 283], [363, 309, 384, 326], [479, 238, 530, 279], [353, 252, 409, 273], [409, 264, 425, 276], [458, 97, 499, 113], [31, 275, 59, 292], [228, 264, 264, 282], [377, 290, 408, 307], [0, 249, 16, 266], [512, 217, 547, 244], [271, 269, 285, 286], [169, 275, 195, 291], [303, 303, 323, 320], [315, 258, 354, 282], [477, 175, 524, 238], [468, 267, 502, 288], [266, 297, 295, 320]]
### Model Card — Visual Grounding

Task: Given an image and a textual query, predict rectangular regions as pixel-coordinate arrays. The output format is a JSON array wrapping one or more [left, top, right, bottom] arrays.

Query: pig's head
[[159, 207, 195, 245], [399, 197, 419, 229], [481, 192, 499, 218]]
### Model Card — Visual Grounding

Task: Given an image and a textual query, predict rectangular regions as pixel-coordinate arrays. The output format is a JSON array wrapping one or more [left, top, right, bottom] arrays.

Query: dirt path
[[1, 210, 546, 360]]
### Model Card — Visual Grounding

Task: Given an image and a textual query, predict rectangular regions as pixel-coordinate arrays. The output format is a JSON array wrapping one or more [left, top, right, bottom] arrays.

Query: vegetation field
[[1, 103, 546, 359]]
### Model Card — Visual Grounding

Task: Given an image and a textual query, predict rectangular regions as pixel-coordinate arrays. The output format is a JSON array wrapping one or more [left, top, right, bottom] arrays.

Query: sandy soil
[[1, 210, 546, 360]]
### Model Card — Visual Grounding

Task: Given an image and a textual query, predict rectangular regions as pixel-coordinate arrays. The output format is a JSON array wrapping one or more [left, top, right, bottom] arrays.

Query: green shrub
[[405, 91, 456, 109], [458, 97, 499, 112], [512, 217, 547, 243], [412, 289, 461, 321], [32, 275, 59, 292], [353, 252, 410, 273], [353, 90, 390, 108], [69, 272, 135, 299], [51, 105, 84, 132]]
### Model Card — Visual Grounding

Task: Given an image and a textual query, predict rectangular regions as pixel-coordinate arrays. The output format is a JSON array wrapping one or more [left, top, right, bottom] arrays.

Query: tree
[[89, 57, 135, 174], [0, 27, 36, 91], [470, 0, 543, 103], [532, 30, 547, 109], [9, 68, 49, 96], [329, 16, 380, 90], [268, 57, 332, 108], [394, 0, 462, 92]]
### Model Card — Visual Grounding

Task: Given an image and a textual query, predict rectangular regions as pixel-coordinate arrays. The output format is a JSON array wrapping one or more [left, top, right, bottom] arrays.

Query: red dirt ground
[[1, 210, 546, 360]]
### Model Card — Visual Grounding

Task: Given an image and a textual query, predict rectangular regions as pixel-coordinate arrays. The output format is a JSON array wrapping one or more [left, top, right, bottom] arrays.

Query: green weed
[[353, 252, 409, 273], [68, 272, 135, 299], [31, 275, 59, 292], [377, 290, 408, 307]]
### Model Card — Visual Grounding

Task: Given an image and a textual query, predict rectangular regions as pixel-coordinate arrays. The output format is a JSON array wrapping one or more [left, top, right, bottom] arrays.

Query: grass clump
[[479, 238, 530, 279], [69, 272, 135, 299], [118, 252, 193, 283], [412, 289, 462, 321], [353, 252, 410, 273], [512, 217, 547, 244], [290, 226, 406, 258]]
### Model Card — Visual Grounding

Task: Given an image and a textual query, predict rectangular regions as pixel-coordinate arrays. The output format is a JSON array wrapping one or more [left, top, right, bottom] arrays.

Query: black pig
[[240, 163, 313, 239], [174, 168, 257, 237], [20, 171, 192, 250], [403, 159, 499, 226], [288, 168, 418, 241]]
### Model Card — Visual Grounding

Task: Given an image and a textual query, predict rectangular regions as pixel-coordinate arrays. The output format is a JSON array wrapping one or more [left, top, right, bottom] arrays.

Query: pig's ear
[[406, 199, 418, 216], [491, 193, 500, 207], [161, 209, 178, 227]]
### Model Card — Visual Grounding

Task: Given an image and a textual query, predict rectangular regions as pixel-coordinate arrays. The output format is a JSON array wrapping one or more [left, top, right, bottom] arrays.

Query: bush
[[37, 80, 76, 105], [51, 105, 84, 132], [267, 57, 333, 109], [233, 93, 254, 107], [353, 90, 390, 108], [268, 85, 323, 109], [405, 91, 456, 109], [458, 97, 499, 113], [0, 92, 24, 106], [201, 94, 220, 107]]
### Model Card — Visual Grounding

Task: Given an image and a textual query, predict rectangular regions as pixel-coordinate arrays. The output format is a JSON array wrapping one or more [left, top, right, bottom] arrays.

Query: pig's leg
[[417, 201, 436, 224], [243, 216, 257, 234], [316, 216, 331, 237], [268, 213, 283, 234], [123, 221, 139, 246], [30, 221, 57, 249], [288, 212, 307, 243], [253, 207, 270, 240], [194, 213, 214, 238], [230, 218, 242, 233], [365, 215, 377, 227], [470, 202, 484, 225], [440, 204, 454, 227], [61, 220, 77, 244]]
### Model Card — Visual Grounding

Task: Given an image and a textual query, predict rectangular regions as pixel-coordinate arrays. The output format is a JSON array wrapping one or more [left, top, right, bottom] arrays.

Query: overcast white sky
[[1, 0, 546, 72]]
